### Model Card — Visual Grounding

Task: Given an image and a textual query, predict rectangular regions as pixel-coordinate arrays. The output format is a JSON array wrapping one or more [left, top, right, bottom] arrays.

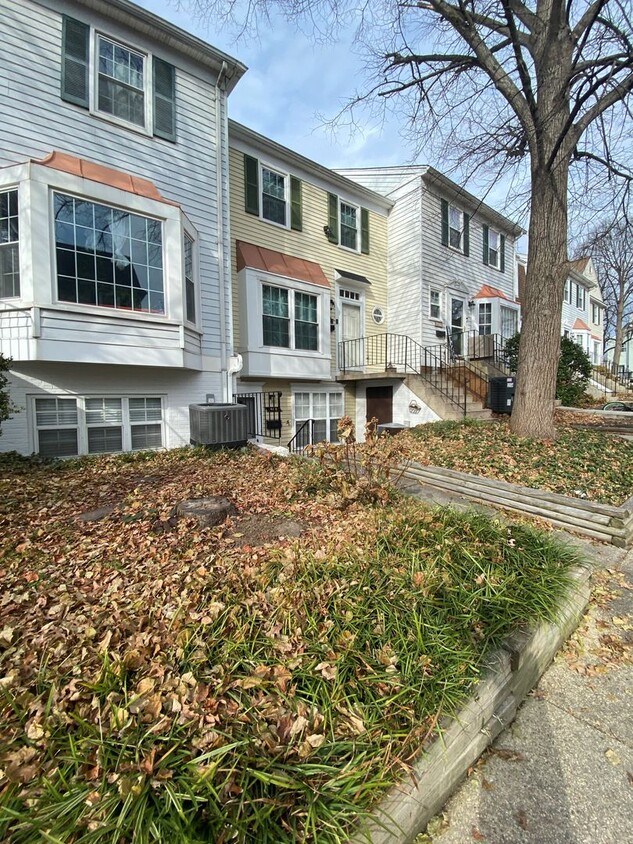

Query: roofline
[[76, 0, 247, 92], [228, 120, 394, 211], [569, 267, 598, 289], [422, 168, 524, 237]]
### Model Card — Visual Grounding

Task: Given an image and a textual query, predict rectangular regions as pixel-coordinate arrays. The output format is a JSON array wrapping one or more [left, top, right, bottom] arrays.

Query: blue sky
[[137, 1, 433, 168]]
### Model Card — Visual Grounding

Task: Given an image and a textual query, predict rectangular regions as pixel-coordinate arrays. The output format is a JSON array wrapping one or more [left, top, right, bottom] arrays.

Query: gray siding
[[385, 184, 423, 343], [1, 0, 226, 358]]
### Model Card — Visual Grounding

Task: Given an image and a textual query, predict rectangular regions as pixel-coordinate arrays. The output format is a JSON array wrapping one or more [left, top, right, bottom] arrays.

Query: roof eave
[[229, 121, 394, 211], [422, 168, 524, 237], [76, 0, 247, 91]]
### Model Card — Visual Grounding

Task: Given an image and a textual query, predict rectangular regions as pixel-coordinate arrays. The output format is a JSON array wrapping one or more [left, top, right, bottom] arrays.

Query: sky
[[137, 0, 409, 168]]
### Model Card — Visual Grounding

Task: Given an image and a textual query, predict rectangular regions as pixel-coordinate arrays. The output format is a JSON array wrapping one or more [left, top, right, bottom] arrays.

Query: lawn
[[0, 447, 580, 843], [400, 420, 633, 506]]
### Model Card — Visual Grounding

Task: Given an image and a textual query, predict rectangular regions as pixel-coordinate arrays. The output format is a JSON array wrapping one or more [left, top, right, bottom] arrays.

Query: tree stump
[[176, 497, 237, 527]]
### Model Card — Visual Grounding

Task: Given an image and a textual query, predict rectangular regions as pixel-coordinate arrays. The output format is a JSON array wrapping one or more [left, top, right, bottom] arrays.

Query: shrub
[[0, 353, 16, 434], [504, 334, 592, 407]]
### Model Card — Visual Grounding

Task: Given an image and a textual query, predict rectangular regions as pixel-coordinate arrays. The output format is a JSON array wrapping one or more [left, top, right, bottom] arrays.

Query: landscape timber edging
[[401, 462, 633, 548], [353, 564, 592, 844]]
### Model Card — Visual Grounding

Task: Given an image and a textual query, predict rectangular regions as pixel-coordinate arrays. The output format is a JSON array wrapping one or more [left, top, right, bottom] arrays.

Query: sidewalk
[[415, 538, 633, 844]]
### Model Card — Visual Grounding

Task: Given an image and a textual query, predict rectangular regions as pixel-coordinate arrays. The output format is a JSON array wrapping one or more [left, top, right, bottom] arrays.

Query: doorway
[[366, 386, 393, 425], [450, 296, 465, 355], [339, 300, 363, 368]]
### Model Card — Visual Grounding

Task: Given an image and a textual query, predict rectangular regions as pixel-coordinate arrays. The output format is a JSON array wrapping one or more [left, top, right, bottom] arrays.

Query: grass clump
[[0, 450, 581, 842], [403, 419, 633, 505]]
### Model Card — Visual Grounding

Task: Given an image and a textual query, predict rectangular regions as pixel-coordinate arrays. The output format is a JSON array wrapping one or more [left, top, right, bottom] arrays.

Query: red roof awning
[[236, 241, 329, 288]]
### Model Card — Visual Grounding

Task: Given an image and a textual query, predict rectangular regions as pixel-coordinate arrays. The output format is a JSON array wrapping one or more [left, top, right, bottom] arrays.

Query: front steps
[[405, 374, 492, 421]]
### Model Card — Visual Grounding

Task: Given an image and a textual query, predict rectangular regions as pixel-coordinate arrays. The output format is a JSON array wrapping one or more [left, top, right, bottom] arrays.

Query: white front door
[[339, 300, 362, 368]]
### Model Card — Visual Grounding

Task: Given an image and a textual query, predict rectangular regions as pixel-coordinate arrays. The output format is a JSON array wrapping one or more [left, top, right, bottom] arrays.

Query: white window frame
[[429, 288, 442, 321], [259, 163, 288, 228], [0, 187, 20, 299], [448, 204, 465, 252], [591, 302, 602, 326], [339, 199, 360, 252], [33, 395, 164, 457], [500, 304, 519, 340], [293, 390, 344, 444], [183, 227, 198, 326], [92, 31, 152, 135], [261, 282, 320, 352], [487, 227, 501, 269], [478, 301, 493, 335], [575, 283, 586, 310], [564, 279, 572, 304]]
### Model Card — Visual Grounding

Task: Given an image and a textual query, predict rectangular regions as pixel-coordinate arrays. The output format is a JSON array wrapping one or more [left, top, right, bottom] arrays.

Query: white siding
[[335, 167, 426, 198], [1, 0, 227, 359], [385, 185, 422, 342], [3, 362, 223, 455]]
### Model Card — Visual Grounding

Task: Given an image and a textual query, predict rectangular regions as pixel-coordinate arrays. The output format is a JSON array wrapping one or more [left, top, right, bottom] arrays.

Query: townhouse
[[0, 0, 245, 456]]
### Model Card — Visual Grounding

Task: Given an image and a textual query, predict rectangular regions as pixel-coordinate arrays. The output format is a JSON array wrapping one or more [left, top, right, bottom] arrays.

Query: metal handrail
[[287, 419, 315, 453], [590, 364, 633, 396]]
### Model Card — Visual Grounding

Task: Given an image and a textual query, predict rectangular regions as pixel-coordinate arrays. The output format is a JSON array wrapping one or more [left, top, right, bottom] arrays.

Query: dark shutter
[[500, 234, 506, 273], [441, 198, 449, 247], [290, 176, 302, 231], [153, 58, 176, 142], [244, 155, 259, 216], [463, 213, 470, 257], [327, 193, 339, 243], [61, 16, 89, 108], [482, 224, 489, 265], [361, 207, 370, 254]]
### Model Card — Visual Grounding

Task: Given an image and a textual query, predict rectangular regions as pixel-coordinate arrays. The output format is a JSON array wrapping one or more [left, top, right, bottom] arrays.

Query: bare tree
[[581, 216, 633, 371], [188, 0, 633, 438]]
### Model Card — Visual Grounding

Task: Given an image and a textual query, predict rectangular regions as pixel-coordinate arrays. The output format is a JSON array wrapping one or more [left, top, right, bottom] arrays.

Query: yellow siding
[[229, 146, 389, 362]]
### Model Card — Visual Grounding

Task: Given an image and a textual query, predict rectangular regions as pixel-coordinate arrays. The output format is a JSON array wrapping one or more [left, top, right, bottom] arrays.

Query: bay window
[[184, 233, 195, 323], [54, 193, 164, 314], [262, 284, 318, 351], [478, 302, 492, 335], [0, 189, 19, 298]]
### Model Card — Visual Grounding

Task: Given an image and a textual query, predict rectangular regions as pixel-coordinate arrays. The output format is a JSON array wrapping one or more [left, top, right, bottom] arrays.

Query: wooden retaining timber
[[402, 463, 633, 547]]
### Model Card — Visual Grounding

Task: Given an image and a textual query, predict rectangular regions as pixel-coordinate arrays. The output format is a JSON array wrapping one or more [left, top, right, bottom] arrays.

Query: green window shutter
[[327, 193, 339, 244], [153, 58, 176, 142], [61, 16, 90, 108], [290, 176, 302, 231], [463, 213, 470, 257], [482, 224, 489, 265], [500, 234, 506, 273], [244, 155, 259, 216], [441, 198, 449, 247], [361, 207, 370, 254]]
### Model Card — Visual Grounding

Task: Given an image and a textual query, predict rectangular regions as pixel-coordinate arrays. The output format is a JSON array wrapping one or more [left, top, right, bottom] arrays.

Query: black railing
[[287, 419, 315, 453], [590, 365, 633, 397], [337, 331, 512, 415], [235, 391, 283, 440]]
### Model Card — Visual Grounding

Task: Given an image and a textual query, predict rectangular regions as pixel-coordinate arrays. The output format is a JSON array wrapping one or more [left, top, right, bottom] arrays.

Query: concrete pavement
[[416, 541, 633, 844]]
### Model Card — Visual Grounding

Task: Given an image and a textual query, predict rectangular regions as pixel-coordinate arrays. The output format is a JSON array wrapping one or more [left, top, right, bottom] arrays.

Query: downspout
[[215, 61, 229, 400]]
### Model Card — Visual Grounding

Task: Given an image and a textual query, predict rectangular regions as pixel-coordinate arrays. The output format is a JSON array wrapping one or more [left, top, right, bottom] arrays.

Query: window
[[35, 398, 79, 457], [441, 199, 469, 255], [184, 233, 195, 323], [501, 306, 519, 340], [262, 284, 318, 351], [340, 202, 358, 250], [0, 189, 19, 298], [339, 288, 360, 302], [97, 36, 145, 127], [564, 279, 572, 304], [54, 193, 164, 314], [61, 17, 176, 140], [593, 341, 601, 365], [591, 303, 602, 325], [430, 289, 441, 320], [35, 396, 163, 456], [295, 391, 343, 444], [575, 284, 586, 310], [261, 167, 287, 226], [478, 302, 492, 335], [487, 229, 500, 268]]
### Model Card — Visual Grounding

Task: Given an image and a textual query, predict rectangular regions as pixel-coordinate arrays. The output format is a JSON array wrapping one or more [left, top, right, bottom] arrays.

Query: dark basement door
[[366, 386, 393, 425]]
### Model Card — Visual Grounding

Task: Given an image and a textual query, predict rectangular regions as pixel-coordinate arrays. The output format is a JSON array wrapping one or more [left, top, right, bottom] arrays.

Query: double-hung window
[[449, 206, 464, 250], [97, 36, 145, 127], [575, 284, 586, 310], [591, 303, 602, 325], [487, 229, 500, 268], [478, 302, 492, 335], [34, 395, 163, 456], [441, 199, 470, 255], [429, 289, 441, 320], [262, 284, 318, 351], [184, 233, 195, 323], [295, 391, 343, 445], [61, 16, 176, 140], [0, 189, 19, 298], [54, 193, 164, 314], [261, 167, 287, 226], [564, 280, 572, 304], [340, 202, 358, 250]]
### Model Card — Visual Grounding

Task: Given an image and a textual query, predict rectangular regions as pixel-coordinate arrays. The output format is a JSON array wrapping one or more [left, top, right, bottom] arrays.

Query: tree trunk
[[611, 271, 626, 374], [510, 161, 569, 439]]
